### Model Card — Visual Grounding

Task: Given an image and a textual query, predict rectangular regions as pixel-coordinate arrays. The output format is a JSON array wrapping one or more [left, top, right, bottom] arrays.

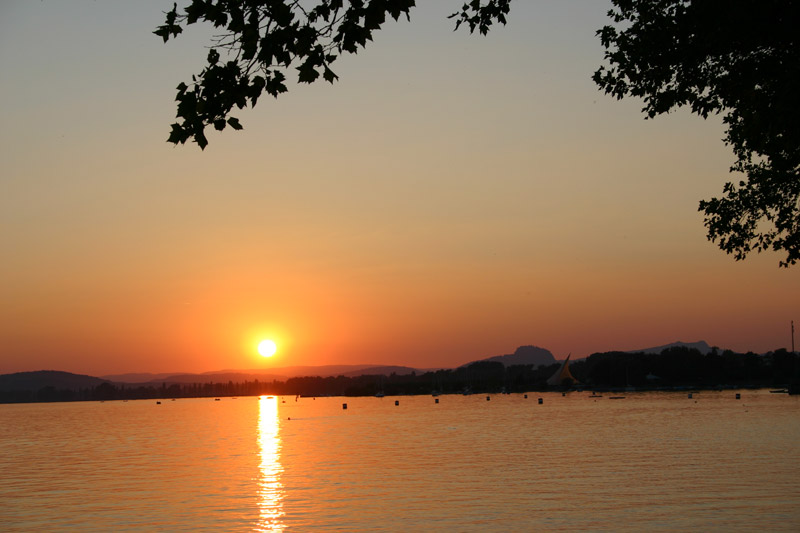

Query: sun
[[258, 339, 278, 358]]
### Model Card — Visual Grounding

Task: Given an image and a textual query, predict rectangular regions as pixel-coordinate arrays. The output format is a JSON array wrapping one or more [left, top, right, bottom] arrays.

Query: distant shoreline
[[1, 381, 797, 405], [3, 346, 798, 403]]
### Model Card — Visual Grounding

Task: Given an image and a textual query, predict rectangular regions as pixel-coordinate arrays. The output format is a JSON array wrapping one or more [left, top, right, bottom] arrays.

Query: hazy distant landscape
[[3, 342, 797, 403]]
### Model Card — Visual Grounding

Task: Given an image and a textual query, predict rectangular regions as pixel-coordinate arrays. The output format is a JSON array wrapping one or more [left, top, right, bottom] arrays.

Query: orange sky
[[1, 1, 797, 376]]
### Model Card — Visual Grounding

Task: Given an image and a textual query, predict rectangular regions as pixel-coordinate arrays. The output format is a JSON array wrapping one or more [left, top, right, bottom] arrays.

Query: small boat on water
[[770, 389, 788, 394]]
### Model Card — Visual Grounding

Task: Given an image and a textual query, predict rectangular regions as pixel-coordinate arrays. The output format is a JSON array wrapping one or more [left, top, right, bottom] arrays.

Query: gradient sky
[[1, 1, 797, 376]]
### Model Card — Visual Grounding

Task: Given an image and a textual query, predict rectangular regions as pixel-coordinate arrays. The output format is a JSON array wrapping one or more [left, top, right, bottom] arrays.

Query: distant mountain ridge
[[627, 340, 713, 355], [0, 370, 108, 391], [98, 372, 186, 382], [338, 365, 420, 377], [102, 364, 421, 384], [3, 343, 723, 392], [135, 372, 285, 384], [466, 345, 557, 367]]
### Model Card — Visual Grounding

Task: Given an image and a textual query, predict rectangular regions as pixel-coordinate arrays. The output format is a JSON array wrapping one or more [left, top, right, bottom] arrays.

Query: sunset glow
[[258, 340, 278, 358], [0, 2, 796, 377], [3, 2, 799, 532]]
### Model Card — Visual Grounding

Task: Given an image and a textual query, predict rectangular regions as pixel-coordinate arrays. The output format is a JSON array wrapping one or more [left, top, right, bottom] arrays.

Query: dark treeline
[[572, 347, 798, 390], [2, 347, 798, 404]]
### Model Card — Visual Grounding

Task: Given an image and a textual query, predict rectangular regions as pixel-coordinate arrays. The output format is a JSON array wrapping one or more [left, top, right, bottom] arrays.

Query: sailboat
[[546, 354, 579, 387]]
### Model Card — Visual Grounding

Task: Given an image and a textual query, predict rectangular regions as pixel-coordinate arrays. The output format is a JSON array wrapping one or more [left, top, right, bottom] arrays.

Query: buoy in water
[[342, 403, 348, 410], [435, 398, 439, 404], [486, 396, 490, 401], [538, 398, 543, 404], [395, 400, 399, 406], [524, 394, 528, 399], [735, 393, 741, 400]]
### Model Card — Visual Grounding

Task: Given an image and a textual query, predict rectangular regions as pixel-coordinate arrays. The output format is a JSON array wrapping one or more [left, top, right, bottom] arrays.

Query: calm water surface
[[1, 390, 798, 531]]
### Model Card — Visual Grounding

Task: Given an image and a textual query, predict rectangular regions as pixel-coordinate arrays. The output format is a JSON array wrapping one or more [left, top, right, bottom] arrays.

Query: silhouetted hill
[[0, 370, 108, 391], [627, 341, 713, 355], [231, 364, 418, 378], [339, 365, 418, 377], [104, 365, 422, 384], [101, 372, 185, 382], [4, 343, 797, 403], [465, 345, 557, 368], [240, 365, 378, 378], [146, 372, 284, 384]]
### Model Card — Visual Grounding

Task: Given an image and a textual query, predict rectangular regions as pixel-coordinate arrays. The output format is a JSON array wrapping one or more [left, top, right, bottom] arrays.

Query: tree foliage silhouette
[[594, 0, 800, 266], [154, 0, 509, 149], [157, 0, 798, 266]]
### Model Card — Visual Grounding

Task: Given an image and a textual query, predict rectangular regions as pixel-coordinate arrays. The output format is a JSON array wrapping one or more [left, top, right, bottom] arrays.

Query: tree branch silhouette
[[155, 1, 508, 149]]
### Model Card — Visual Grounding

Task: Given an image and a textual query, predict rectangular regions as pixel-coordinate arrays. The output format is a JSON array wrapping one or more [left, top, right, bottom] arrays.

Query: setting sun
[[258, 339, 278, 357]]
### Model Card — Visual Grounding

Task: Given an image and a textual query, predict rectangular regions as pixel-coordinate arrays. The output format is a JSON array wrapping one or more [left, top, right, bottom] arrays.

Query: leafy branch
[[156, 1, 511, 149]]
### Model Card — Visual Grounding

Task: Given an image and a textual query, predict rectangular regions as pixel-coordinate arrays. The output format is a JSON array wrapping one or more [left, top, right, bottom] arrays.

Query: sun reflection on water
[[256, 396, 284, 532]]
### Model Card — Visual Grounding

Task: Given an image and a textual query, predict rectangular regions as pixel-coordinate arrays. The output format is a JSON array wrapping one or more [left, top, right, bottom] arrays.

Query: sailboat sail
[[546, 354, 578, 386]]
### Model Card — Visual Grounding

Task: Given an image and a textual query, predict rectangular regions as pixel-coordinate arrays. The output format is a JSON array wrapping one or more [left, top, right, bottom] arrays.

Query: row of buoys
[[334, 392, 744, 411], [342, 395, 548, 409], [150, 391, 749, 408]]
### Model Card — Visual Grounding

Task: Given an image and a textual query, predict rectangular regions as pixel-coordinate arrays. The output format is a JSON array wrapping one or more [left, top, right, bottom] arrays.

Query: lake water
[[1, 390, 798, 531]]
